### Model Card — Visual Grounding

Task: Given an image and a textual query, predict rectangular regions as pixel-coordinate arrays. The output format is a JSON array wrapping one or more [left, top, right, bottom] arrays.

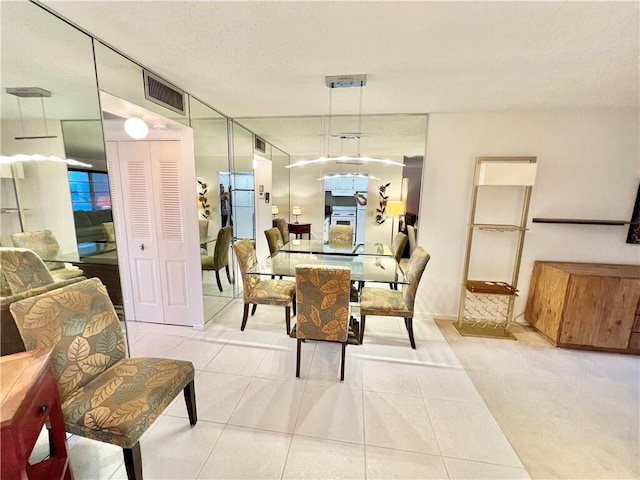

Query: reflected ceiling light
[[287, 75, 405, 171], [0, 154, 92, 168], [318, 173, 380, 181], [124, 115, 149, 139]]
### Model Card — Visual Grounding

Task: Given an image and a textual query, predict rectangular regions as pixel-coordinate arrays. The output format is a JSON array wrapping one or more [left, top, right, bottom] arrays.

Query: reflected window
[[68, 170, 111, 211]]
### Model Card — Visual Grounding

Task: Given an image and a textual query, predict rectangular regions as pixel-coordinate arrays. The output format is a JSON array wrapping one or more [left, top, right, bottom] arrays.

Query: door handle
[[139, 243, 145, 251]]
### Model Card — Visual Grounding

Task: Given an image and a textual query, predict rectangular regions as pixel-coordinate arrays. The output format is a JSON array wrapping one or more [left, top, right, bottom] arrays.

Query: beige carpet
[[436, 319, 639, 479]]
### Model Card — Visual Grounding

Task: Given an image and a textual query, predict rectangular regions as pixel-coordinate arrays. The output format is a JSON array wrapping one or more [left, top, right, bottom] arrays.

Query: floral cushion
[[328, 225, 353, 246], [296, 265, 350, 342], [0, 247, 55, 293], [62, 357, 194, 448], [9, 277, 195, 448], [10, 230, 63, 271]]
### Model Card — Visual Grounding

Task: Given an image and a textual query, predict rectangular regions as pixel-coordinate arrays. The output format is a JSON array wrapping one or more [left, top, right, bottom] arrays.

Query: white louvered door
[[117, 141, 165, 323]]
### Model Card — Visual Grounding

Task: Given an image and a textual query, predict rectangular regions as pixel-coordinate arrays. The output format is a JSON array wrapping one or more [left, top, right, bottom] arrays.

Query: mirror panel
[[230, 122, 255, 242], [271, 146, 291, 224]]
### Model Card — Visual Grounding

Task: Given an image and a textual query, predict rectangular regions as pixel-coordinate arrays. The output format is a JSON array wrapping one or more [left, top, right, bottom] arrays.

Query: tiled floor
[[33, 300, 638, 479]]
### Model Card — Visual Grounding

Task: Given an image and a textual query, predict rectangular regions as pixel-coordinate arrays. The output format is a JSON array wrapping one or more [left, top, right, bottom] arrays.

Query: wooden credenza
[[525, 261, 640, 354]]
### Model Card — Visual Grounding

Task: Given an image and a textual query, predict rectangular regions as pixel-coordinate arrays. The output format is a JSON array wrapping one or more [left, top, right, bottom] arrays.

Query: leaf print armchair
[[10, 230, 84, 281], [295, 265, 351, 381], [328, 225, 353, 246], [233, 238, 296, 334], [9, 278, 197, 480], [359, 247, 430, 349], [201, 226, 233, 292]]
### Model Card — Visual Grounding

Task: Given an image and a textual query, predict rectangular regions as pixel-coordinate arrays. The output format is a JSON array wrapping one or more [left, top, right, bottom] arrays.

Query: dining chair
[[9, 278, 197, 480], [359, 247, 430, 349], [389, 232, 408, 290], [264, 227, 284, 256], [199, 219, 209, 253], [233, 238, 296, 334], [295, 265, 351, 381], [201, 226, 233, 292], [10, 230, 84, 281], [407, 225, 417, 255], [328, 225, 353, 246], [274, 218, 289, 243]]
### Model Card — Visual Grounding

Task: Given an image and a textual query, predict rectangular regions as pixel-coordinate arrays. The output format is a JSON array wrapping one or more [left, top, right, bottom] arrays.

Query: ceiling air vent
[[255, 136, 266, 153], [143, 70, 186, 115]]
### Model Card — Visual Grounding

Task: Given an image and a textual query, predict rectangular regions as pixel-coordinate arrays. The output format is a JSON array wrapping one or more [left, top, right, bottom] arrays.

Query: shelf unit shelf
[[456, 156, 537, 340], [532, 218, 636, 226]]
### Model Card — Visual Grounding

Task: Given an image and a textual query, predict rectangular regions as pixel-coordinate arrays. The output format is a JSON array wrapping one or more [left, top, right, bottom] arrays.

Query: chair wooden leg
[[360, 315, 366, 344], [296, 339, 302, 378], [183, 379, 198, 426], [406, 317, 416, 349], [251, 304, 257, 316], [285, 306, 291, 335], [340, 342, 346, 381], [123, 443, 143, 480], [225, 265, 232, 283], [241, 304, 250, 330], [292, 295, 297, 316], [215, 270, 223, 292], [47, 425, 56, 457]]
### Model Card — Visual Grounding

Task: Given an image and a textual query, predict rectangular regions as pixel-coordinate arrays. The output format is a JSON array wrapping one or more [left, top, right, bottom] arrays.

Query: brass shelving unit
[[455, 156, 537, 340]]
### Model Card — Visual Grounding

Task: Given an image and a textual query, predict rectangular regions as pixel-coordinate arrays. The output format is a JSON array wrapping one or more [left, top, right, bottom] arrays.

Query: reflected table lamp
[[386, 200, 405, 244], [292, 206, 302, 224], [271, 205, 279, 219]]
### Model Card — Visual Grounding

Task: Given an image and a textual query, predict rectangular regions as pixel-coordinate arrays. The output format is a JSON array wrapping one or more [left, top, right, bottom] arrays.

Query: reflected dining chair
[[264, 227, 284, 256], [201, 226, 233, 292], [274, 218, 289, 243], [295, 265, 351, 381], [359, 247, 430, 349], [233, 239, 296, 334], [328, 225, 353, 246], [9, 278, 197, 480], [199, 219, 209, 254], [389, 232, 408, 290]]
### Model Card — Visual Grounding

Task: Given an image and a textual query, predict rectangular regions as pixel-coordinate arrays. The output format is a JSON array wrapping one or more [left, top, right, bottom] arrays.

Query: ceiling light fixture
[[317, 173, 380, 181], [124, 114, 149, 139], [286, 74, 405, 171]]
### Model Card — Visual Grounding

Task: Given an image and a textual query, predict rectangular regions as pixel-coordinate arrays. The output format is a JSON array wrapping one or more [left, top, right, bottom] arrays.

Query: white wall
[[418, 109, 640, 319]]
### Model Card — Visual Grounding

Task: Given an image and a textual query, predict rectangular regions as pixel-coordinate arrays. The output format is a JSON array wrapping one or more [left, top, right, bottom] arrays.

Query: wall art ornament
[[375, 183, 390, 225], [197, 178, 210, 219]]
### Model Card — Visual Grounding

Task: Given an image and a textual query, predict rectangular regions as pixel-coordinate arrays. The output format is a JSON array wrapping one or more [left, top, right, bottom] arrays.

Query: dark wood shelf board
[[532, 218, 637, 226]]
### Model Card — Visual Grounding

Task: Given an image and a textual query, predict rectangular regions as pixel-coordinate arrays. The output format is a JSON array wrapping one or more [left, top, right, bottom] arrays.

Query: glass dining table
[[280, 239, 393, 257]]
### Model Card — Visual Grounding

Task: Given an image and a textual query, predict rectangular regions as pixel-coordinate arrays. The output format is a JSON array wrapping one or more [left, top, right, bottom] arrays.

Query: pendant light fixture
[[2, 87, 92, 167], [286, 74, 405, 171]]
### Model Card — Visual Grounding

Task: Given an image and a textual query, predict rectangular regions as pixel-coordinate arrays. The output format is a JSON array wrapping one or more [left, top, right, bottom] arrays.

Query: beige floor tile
[[283, 436, 366, 479], [365, 445, 449, 479]]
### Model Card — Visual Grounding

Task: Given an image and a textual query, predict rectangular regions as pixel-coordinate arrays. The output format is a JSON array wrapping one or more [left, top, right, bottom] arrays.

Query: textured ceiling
[[39, 0, 638, 119]]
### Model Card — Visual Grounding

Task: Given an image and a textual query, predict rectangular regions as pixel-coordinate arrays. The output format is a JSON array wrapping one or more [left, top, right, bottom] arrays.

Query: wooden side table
[[1, 348, 73, 480], [288, 223, 311, 239]]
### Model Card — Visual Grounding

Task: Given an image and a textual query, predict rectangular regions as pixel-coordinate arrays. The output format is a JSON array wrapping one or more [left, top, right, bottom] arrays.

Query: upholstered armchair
[[201, 226, 233, 292], [295, 265, 351, 381], [389, 232, 408, 290], [359, 247, 430, 349], [9, 278, 197, 480], [10, 230, 83, 281], [274, 218, 289, 243], [0, 247, 86, 356], [328, 225, 353, 246], [233, 239, 296, 334]]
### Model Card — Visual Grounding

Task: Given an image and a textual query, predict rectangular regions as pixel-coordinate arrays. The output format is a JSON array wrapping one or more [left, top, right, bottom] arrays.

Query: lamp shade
[[386, 201, 405, 217], [292, 206, 302, 216], [271, 206, 279, 215]]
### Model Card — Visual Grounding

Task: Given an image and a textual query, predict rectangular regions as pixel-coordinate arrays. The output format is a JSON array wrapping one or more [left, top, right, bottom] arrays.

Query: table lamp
[[385, 200, 405, 243], [271, 205, 279, 219], [292, 206, 302, 224]]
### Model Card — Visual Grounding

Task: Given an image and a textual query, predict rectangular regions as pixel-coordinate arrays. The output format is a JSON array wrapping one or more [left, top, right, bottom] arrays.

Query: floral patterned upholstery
[[102, 222, 117, 250], [295, 265, 351, 380], [295, 265, 350, 342], [360, 247, 431, 348], [10, 230, 63, 271], [391, 232, 408, 263], [9, 278, 196, 451], [328, 225, 353, 246], [0, 247, 55, 293], [274, 218, 289, 242], [265, 227, 284, 256], [233, 239, 296, 333]]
